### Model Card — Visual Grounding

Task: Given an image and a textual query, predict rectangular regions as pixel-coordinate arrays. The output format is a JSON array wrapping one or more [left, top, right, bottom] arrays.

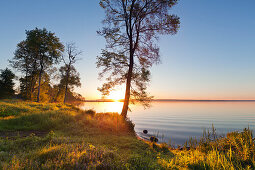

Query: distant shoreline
[[84, 99, 255, 102]]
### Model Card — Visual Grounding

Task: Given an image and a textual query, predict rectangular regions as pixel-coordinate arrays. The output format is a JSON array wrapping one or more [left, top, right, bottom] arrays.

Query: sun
[[107, 90, 124, 102]]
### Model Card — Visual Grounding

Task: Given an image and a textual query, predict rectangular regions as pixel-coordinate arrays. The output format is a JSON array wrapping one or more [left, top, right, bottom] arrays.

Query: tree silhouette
[[61, 43, 82, 104], [0, 68, 15, 99], [54, 65, 81, 103], [98, 0, 180, 118]]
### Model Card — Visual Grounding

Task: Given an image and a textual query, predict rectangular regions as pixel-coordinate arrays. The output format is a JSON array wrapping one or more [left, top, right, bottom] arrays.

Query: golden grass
[[0, 99, 254, 169]]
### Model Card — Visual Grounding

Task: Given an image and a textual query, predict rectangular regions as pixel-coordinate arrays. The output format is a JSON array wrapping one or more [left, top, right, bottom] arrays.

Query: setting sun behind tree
[[107, 90, 125, 102]]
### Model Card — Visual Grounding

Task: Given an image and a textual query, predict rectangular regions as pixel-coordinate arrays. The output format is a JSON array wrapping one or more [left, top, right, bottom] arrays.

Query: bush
[[85, 109, 96, 116]]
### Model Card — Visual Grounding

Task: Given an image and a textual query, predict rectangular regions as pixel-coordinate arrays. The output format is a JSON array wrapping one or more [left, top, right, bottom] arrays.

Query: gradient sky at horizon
[[0, 0, 255, 100]]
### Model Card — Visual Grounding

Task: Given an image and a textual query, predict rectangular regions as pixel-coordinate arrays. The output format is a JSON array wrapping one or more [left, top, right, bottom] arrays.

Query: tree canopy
[[9, 28, 83, 103], [26, 28, 64, 102], [10, 28, 65, 102], [0, 68, 15, 99]]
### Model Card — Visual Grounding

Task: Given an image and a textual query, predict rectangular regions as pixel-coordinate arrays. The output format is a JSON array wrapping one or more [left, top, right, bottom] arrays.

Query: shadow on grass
[[188, 163, 210, 170]]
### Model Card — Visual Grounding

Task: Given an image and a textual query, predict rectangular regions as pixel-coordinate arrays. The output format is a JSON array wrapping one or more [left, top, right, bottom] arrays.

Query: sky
[[0, 0, 255, 100]]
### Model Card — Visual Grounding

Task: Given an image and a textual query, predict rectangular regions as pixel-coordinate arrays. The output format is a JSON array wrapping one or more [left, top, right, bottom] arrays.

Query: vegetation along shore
[[0, 100, 254, 169]]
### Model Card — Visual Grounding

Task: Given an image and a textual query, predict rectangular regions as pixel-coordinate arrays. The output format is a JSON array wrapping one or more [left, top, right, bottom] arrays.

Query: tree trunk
[[121, 52, 134, 118], [37, 68, 43, 102], [30, 74, 34, 100], [63, 67, 70, 104], [25, 70, 28, 99], [30, 61, 37, 100], [54, 87, 61, 102]]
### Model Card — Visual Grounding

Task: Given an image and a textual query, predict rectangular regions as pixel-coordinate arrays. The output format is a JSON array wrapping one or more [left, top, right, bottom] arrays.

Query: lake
[[79, 101, 255, 145]]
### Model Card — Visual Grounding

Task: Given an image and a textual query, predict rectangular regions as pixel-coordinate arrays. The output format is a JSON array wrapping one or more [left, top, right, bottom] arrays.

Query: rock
[[143, 130, 148, 134], [150, 136, 158, 143]]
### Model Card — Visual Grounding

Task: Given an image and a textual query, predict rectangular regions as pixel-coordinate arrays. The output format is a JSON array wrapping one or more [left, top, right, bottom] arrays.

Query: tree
[[61, 43, 82, 104], [10, 40, 35, 99], [10, 28, 64, 102], [0, 68, 15, 98], [25, 28, 64, 102], [97, 0, 180, 118], [55, 64, 81, 103]]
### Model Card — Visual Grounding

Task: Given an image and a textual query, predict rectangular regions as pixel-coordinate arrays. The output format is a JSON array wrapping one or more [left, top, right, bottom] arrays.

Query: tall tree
[[25, 28, 64, 102], [61, 43, 82, 104], [0, 68, 15, 98], [97, 0, 180, 118]]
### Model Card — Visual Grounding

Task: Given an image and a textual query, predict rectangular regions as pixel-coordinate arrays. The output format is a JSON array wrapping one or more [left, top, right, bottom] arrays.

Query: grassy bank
[[0, 100, 254, 169]]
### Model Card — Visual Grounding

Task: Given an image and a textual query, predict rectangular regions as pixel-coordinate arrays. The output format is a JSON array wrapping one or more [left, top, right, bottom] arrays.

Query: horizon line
[[84, 99, 255, 102]]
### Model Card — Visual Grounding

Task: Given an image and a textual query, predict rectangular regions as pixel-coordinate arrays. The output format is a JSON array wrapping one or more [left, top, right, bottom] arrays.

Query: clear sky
[[0, 0, 255, 100]]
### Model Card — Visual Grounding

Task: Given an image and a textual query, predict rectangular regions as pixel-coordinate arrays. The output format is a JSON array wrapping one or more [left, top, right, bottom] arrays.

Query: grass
[[0, 99, 254, 169]]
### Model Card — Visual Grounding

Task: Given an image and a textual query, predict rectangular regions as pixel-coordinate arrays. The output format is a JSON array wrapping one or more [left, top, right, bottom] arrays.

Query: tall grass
[[0, 100, 162, 169], [157, 126, 255, 169]]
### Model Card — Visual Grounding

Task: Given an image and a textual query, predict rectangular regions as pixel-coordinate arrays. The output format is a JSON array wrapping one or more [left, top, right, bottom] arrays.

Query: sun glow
[[107, 90, 125, 102], [80, 102, 124, 113]]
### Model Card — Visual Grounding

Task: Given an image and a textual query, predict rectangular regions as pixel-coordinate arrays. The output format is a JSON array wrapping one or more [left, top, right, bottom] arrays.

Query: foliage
[[10, 28, 64, 102], [55, 65, 81, 103], [59, 43, 82, 103], [9, 29, 84, 103], [59, 65, 81, 91], [0, 68, 15, 99], [18, 72, 54, 102], [83, 109, 96, 116], [157, 127, 255, 169], [97, 0, 180, 117], [10, 40, 35, 99], [26, 28, 65, 102]]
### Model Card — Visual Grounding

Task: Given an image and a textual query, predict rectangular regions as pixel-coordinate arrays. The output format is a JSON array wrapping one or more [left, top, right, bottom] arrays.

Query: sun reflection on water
[[78, 101, 255, 145], [80, 102, 124, 113]]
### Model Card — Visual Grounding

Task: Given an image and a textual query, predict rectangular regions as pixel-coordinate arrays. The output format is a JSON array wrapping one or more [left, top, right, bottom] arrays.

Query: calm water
[[79, 101, 255, 145]]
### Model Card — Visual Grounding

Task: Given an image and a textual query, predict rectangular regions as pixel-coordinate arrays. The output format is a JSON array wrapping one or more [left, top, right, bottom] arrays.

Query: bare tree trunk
[[25, 70, 28, 99], [121, 52, 134, 118], [63, 83, 68, 104], [63, 67, 70, 104]]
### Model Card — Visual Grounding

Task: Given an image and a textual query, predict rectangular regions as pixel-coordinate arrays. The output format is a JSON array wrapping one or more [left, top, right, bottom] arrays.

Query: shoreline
[[84, 99, 255, 102]]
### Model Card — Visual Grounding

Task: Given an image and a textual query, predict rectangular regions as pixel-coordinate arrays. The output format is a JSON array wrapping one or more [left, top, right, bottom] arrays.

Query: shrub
[[85, 109, 96, 116]]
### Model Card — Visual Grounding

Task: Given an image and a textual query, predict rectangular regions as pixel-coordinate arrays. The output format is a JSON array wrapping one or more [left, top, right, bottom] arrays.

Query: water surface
[[79, 101, 255, 145]]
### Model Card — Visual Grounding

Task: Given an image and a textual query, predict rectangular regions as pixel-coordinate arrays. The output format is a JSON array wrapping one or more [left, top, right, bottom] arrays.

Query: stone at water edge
[[150, 136, 158, 143], [143, 130, 148, 134]]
